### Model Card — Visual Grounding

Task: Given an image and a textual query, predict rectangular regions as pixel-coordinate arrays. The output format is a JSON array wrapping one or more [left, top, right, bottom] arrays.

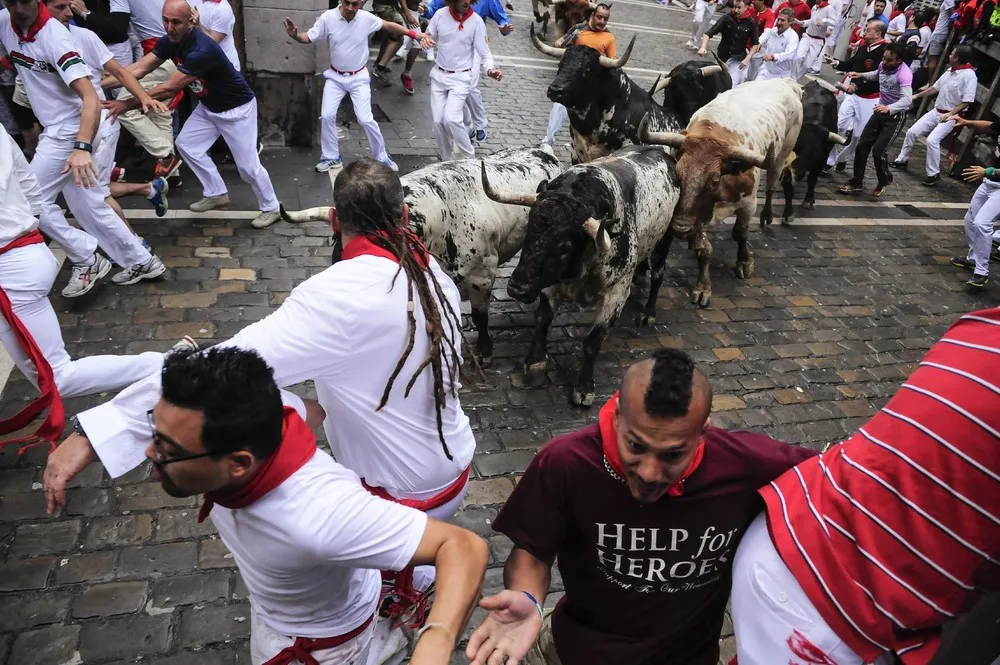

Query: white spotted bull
[[640, 78, 805, 308], [279, 145, 562, 362], [482, 145, 680, 407]]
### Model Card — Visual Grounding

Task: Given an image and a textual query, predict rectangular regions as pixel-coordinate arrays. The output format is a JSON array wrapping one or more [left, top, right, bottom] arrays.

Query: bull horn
[[828, 132, 848, 145], [582, 217, 611, 253], [550, 0, 565, 4], [530, 23, 565, 59], [481, 161, 537, 207], [598, 34, 635, 69], [648, 74, 671, 96], [804, 74, 839, 94], [638, 113, 685, 149], [727, 145, 768, 169], [699, 64, 723, 77], [279, 204, 333, 224], [710, 50, 726, 70]]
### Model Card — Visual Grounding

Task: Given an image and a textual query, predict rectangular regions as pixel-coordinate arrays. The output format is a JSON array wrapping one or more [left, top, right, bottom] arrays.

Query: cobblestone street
[[1, 0, 998, 663]]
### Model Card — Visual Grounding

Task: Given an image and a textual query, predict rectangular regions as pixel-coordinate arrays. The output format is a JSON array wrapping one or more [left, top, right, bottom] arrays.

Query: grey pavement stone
[[55, 551, 117, 585], [9, 624, 80, 665], [0, 557, 55, 591], [11, 520, 81, 556], [177, 602, 252, 647], [79, 614, 173, 662], [118, 543, 198, 579], [0, 590, 73, 631], [150, 572, 231, 609], [72, 581, 149, 618], [154, 508, 219, 542]]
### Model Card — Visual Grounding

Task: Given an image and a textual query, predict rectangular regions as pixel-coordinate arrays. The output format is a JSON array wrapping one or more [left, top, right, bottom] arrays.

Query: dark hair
[[896, 0, 912, 10], [884, 41, 905, 58], [333, 159, 462, 460], [953, 44, 974, 64], [161, 347, 284, 460], [866, 18, 887, 35], [778, 7, 795, 19], [644, 349, 698, 419], [915, 7, 934, 25], [595, 2, 612, 10]]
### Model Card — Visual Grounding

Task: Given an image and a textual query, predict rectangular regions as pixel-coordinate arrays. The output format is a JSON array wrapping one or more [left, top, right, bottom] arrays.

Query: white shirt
[[0, 126, 39, 247], [69, 25, 113, 101], [307, 8, 383, 73], [933, 67, 977, 110], [109, 0, 165, 42], [803, 2, 838, 38], [887, 12, 907, 35], [932, 0, 955, 38], [758, 26, 799, 78], [427, 7, 494, 73], [77, 253, 477, 500], [918, 24, 932, 50], [0, 10, 95, 130], [190, 0, 240, 70]]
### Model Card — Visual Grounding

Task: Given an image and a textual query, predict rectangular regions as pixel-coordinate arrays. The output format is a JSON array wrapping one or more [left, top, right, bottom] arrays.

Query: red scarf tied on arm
[[197, 407, 317, 523], [597, 391, 706, 497], [450, 6, 475, 28]]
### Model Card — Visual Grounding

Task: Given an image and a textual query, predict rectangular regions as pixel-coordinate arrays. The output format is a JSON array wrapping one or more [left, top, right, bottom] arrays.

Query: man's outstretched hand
[[466, 590, 544, 665], [43, 434, 97, 514]]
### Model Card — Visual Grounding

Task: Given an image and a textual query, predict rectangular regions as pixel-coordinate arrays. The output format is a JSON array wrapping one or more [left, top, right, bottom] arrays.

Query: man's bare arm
[[103, 58, 169, 114], [100, 51, 164, 89]]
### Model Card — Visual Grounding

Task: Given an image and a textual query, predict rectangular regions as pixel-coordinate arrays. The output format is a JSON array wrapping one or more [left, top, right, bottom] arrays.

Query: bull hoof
[[759, 214, 773, 227], [638, 312, 655, 327], [570, 389, 596, 407], [781, 215, 795, 226], [804, 200, 815, 210], [735, 260, 755, 279], [472, 350, 493, 369], [524, 357, 549, 374], [692, 289, 712, 308]]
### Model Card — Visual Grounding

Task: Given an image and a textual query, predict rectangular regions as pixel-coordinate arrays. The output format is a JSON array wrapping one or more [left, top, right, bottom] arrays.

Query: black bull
[[777, 79, 849, 220]]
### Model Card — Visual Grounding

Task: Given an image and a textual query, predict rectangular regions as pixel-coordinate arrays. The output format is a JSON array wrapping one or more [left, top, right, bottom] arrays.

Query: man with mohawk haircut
[[43, 158, 477, 665]]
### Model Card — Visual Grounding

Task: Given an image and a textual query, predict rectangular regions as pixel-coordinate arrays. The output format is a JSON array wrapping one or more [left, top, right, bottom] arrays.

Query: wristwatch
[[72, 140, 93, 153], [72, 416, 87, 438]]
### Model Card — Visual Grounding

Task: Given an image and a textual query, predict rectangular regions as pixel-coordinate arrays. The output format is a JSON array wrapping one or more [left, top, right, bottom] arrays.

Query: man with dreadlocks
[[43, 158, 477, 665]]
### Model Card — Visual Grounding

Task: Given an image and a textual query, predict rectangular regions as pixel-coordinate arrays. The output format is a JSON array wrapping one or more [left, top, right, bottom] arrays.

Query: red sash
[[262, 614, 375, 665], [0, 230, 65, 454]]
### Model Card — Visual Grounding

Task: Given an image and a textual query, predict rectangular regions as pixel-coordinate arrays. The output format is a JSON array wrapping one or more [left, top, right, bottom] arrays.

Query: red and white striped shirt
[[761, 308, 1000, 665]]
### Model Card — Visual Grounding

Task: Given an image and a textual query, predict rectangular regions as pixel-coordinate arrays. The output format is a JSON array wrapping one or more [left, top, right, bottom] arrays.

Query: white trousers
[[728, 58, 748, 86], [430, 66, 475, 161], [320, 69, 389, 163], [895, 108, 956, 177], [794, 35, 827, 79], [691, 0, 714, 42], [250, 608, 377, 665], [32, 124, 152, 268], [0, 243, 163, 398], [964, 178, 1000, 276], [93, 117, 122, 186], [747, 52, 763, 81], [175, 98, 279, 212], [545, 102, 569, 146], [732, 514, 896, 665], [463, 56, 488, 133], [117, 59, 176, 159], [828, 95, 877, 166]]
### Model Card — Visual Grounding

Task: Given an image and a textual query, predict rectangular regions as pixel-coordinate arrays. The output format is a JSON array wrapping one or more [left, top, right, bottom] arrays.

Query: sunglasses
[[147, 409, 218, 466]]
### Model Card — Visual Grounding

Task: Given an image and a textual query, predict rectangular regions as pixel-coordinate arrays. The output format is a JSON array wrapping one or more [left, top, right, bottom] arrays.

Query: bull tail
[[782, 151, 797, 182]]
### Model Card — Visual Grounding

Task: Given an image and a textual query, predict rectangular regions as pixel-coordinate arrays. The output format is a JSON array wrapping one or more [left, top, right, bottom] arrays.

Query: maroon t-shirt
[[492, 424, 817, 665]]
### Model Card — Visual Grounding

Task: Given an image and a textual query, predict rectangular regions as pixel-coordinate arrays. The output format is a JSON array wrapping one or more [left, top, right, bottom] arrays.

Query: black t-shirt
[[152, 30, 254, 114], [895, 28, 921, 64], [707, 13, 759, 61]]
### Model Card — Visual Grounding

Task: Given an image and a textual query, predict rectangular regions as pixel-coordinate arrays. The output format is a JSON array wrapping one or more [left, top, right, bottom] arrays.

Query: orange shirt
[[574, 28, 617, 57]]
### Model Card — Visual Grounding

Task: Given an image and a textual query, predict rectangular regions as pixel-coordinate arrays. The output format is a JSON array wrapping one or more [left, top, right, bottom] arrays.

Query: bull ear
[[720, 158, 755, 176], [536, 179, 549, 194], [598, 217, 621, 238]]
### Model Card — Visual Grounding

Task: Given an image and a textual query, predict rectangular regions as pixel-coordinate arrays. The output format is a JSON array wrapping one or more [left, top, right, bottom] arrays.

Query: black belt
[[436, 66, 472, 74]]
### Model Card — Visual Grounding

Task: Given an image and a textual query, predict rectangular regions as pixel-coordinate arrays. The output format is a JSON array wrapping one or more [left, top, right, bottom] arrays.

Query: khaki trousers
[[117, 59, 177, 159]]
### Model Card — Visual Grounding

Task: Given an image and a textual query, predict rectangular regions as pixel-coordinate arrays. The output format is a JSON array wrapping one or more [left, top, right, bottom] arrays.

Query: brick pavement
[[2, 0, 1000, 663]]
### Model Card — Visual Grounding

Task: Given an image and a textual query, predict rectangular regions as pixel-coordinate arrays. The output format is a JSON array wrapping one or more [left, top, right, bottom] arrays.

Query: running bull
[[280, 145, 563, 363], [482, 145, 680, 407], [647, 53, 733, 126], [787, 78, 848, 211], [639, 78, 806, 307], [531, 25, 727, 165]]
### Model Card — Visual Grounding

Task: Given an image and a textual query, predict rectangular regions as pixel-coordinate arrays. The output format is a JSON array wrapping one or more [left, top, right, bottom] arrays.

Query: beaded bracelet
[[522, 590, 545, 620], [416, 622, 455, 646]]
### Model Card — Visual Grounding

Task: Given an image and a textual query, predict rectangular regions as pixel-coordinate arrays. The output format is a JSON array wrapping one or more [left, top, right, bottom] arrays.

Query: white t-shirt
[[934, 67, 977, 110], [78, 253, 476, 500], [887, 12, 907, 34], [932, 0, 955, 39], [209, 450, 427, 638], [0, 11, 96, 130], [803, 2, 839, 38], [109, 0, 166, 42], [918, 24, 932, 50], [0, 126, 39, 247], [307, 8, 383, 73], [190, 0, 240, 70], [427, 7, 494, 73], [69, 25, 113, 101]]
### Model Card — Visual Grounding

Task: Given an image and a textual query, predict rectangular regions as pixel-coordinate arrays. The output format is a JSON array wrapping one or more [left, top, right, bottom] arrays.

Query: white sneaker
[[315, 158, 343, 173], [170, 335, 200, 354], [381, 157, 399, 172], [251, 210, 282, 229], [112, 255, 167, 285], [61, 253, 111, 298], [189, 194, 230, 213]]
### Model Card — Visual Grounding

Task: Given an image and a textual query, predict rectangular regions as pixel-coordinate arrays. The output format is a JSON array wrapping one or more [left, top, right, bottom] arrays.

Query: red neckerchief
[[340, 207, 431, 269], [450, 6, 475, 28], [867, 38, 888, 51], [0, 230, 65, 454], [597, 392, 706, 498], [13, 2, 52, 42], [197, 407, 317, 523], [952, 62, 975, 70]]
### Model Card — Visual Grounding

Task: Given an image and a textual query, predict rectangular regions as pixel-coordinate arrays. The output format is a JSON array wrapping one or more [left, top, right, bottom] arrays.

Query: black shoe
[[890, 159, 908, 170], [835, 162, 847, 173], [534, 10, 543, 21], [951, 256, 976, 271], [922, 174, 940, 187], [967, 273, 989, 288], [992, 244, 1000, 262], [820, 164, 833, 175], [372, 65, 391, 85]]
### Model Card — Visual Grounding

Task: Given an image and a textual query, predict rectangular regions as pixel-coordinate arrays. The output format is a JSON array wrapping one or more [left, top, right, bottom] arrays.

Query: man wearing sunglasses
[[49, 346, 488, 665]]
